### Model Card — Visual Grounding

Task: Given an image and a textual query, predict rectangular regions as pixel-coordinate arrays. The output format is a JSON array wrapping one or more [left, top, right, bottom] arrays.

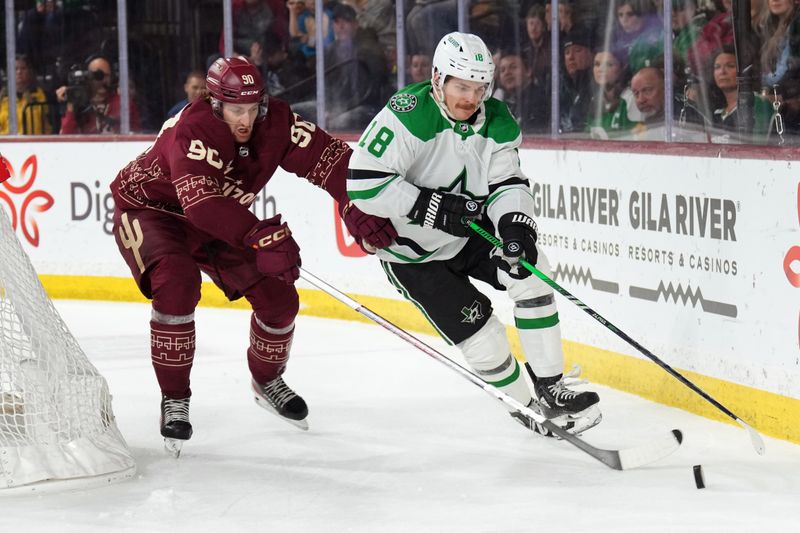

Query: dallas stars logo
[[461, 300, 484, 324], [390, 93, 417, 112]]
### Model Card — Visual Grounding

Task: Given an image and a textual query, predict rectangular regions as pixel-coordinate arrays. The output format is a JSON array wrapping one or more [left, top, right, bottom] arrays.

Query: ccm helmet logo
[[241, 90, 259, 96], [256, 227, 291, 248]]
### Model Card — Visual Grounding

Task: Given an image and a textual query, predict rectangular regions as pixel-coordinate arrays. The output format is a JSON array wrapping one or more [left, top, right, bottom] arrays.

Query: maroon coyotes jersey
[[110, 97, 351, 246]]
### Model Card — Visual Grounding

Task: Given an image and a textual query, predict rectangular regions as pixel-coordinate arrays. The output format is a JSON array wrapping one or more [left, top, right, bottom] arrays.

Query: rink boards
[[0, 139, 798, 444]]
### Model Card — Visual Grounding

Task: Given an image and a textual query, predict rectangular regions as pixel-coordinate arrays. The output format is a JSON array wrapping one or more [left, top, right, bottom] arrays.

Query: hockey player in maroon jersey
[[110, 57, 396, 455]]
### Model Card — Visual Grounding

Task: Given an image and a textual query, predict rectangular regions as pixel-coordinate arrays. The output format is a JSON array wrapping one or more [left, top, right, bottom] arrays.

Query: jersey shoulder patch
[[389, 93, 418, 113], [479, 97, 522, 145], [385, 81, 449, 142]]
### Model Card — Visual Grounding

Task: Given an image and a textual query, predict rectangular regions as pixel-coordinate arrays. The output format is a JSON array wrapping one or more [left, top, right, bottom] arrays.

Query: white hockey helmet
[[431, 32, 495, 102]]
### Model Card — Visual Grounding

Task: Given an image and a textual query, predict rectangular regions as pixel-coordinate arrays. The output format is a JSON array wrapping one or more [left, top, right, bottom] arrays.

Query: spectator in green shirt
[[708, 46, 777, 143], [587, 48, 642, 138]]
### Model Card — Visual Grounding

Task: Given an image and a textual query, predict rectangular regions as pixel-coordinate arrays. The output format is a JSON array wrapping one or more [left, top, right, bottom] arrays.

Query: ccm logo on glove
[[243, 215, 301, 284], [250, 226, 291, 248]]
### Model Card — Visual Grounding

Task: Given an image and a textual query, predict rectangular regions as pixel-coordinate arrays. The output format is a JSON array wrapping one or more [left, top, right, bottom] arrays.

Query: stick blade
[[617, 429, 683, 470], [737, 420, 766, 455]]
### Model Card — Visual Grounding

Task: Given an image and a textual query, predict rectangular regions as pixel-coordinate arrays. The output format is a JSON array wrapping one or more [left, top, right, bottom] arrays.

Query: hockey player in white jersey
[[347, 32, 600, 435]]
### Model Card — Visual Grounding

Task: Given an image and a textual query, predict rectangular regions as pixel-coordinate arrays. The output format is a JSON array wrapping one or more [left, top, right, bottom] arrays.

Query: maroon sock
[[150, 320, 195, 399], [247, 314, 293, 384]]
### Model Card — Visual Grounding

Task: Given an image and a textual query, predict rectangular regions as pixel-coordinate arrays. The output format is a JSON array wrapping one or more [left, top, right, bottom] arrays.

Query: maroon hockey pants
[[113, 208, 299, 398]]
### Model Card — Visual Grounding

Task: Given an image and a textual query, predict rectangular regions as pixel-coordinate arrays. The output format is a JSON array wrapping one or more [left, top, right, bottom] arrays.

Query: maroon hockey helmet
[[206, 56, 268, 121]]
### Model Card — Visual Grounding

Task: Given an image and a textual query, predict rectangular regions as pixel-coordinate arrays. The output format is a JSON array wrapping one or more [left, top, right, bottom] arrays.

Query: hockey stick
[[299, 267, 682, 470], [467, 220, 766, 455]]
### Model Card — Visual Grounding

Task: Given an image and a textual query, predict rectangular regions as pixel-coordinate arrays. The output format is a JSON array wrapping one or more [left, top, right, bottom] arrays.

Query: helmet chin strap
[[431, 75, 460, 121]]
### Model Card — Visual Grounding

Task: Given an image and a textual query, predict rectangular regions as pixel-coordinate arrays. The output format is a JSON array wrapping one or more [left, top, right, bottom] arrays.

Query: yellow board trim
[[41, 274, 800, 445]]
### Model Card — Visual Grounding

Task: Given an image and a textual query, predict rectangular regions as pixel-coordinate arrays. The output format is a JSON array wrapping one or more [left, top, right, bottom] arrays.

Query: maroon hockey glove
[[341, 201, 398, 253], [493, 212, 538, 279], [243, 215, 301, 284]]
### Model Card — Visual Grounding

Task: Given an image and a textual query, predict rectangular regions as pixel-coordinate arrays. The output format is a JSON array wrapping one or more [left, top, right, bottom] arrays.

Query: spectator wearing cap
[[559, 26, 594, 134]]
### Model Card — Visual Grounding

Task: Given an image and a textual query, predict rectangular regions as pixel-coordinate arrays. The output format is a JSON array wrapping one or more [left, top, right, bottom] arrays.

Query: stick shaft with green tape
[[467, 220, 764, 455]]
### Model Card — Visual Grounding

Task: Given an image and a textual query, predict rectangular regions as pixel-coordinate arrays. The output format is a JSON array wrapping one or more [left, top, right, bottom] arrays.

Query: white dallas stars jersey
[[348, 80, 534, 263]]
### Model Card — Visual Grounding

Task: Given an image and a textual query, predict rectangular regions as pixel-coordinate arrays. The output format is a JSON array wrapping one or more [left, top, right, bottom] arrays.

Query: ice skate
[[160, 396, 192, 458], [531, 366, 602, 435], [252, 377, 309, 431], [510, 402, 557, 438]]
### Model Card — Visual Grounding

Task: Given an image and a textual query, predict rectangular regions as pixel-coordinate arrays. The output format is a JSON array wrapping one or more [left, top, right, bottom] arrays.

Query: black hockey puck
[[693, 465, 705, 489]]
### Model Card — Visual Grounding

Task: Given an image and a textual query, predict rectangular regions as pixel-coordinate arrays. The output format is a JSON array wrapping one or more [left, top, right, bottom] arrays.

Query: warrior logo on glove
[[493, 212, 538, 279], [409, 187, 482, 237]]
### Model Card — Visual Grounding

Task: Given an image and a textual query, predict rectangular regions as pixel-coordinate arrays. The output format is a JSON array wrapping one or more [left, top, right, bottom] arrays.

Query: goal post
[[0, 207, 136, 490]]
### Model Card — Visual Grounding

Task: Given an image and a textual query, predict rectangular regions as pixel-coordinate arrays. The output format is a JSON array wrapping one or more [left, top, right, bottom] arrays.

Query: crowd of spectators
[[1, 0, 798, 144]]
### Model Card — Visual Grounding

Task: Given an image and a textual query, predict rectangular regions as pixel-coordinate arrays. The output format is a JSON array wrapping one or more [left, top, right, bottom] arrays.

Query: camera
[[65, 65, 106, 110]]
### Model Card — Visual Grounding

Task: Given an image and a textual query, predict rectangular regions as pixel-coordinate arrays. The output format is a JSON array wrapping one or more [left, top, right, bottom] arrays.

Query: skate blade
[[254, 396, 309, 431], [164, 437, 185, 458], [552, 406, 603, 437]]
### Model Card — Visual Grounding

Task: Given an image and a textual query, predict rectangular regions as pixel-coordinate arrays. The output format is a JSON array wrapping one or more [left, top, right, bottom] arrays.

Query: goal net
[[0, 207, 135, 490]]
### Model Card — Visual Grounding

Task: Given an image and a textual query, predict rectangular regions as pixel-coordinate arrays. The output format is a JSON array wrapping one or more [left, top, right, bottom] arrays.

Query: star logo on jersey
[[390, 94, 417, 113], [461, 300, 484, 324], [436, 167, 484, 203]]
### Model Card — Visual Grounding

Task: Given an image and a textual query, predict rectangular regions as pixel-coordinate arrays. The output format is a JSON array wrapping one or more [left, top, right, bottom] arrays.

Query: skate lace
[[163, 398, 190, 423], [548, 365, 588, 400], [262, 377, 296, 407]]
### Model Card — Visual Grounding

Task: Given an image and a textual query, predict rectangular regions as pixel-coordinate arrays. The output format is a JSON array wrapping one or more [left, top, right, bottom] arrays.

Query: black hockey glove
[[492, 212, 538, 279], [407, 187, 481, 237]]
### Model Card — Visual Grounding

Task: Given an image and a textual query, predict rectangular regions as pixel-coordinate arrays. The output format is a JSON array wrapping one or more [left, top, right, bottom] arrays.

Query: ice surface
[[1, 300, 797, 532]]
